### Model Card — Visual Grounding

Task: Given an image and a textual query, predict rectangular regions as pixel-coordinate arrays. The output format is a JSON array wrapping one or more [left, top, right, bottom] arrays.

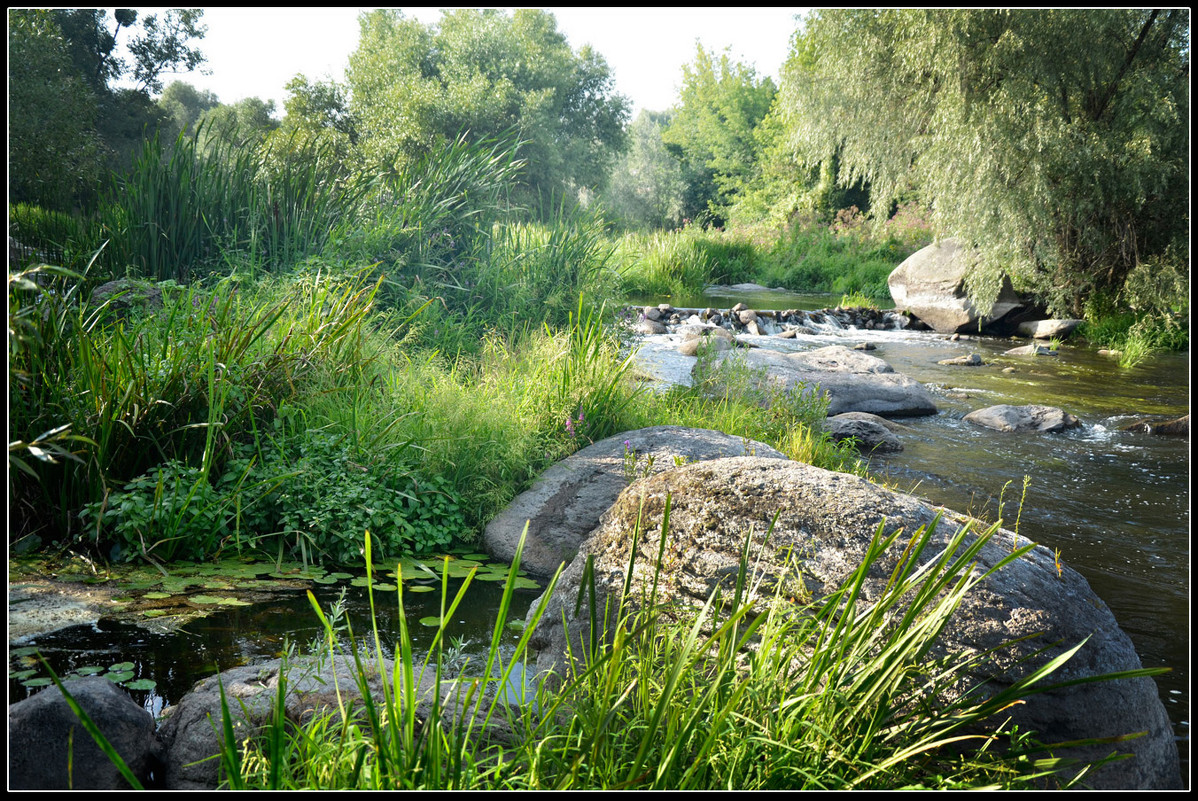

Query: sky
[[156, 7, 805, 118]]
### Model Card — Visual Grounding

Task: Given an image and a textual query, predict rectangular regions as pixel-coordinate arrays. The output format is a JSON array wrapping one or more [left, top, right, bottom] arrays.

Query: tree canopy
[[662, 45, 777, 226], [346, 9, 629, 204], [779, 9, 1189, 315], [8, 8, 208, 210]]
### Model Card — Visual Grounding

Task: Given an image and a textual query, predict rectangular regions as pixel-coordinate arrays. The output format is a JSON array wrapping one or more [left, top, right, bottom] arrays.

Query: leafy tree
[[158, 80, 220, 139], [662, 45, 777, 226], [8, 8, 207, 210], [604, 111, 688, 229], [283, 74, 359, 144], [780, 9, 1189, 317], [8, 11, 106, 210], [198, 97, 281, 149], [346, 9, 629, 204]]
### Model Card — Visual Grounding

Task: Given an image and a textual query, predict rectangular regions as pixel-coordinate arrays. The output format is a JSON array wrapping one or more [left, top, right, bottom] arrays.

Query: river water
[[633, 287, 1190, 770]]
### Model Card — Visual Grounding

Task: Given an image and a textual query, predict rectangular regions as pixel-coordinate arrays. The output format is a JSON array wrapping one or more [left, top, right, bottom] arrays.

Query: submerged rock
[[1121, 414, 1189, 436], [825, 413, 904, 453], [526, 457, 1181, 789]]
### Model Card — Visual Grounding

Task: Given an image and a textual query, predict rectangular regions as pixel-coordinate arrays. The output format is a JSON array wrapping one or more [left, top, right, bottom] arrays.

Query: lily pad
[[106, 671, 135, 683], [123, 678, 157, 691], [109, 661, 135, 672], [21, 677, 54, 688], [75, 665, 106, 675], [10, 646, 40, 658], [142, 609, 169, 618], [407, 585, 435, 593], [142, 591, 172, 600], [372, 583, 397, 592], [10, 669, 38, 681], [418, 616, 443, 627]]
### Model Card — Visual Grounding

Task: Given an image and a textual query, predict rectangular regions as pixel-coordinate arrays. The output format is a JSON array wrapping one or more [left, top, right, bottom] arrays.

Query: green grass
[[134, 516, 1146, 789]]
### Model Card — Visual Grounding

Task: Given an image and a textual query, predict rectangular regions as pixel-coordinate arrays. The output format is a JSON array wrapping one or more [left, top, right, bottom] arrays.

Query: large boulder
[[964, 404, 1081, 433], [888, 239, 1026, 333], [698, 345, 938, 417], [526, 458, 1180, 789], [8, 677, 162, 789], [484, 427, 786, 578], [825, 413, 904, 453]]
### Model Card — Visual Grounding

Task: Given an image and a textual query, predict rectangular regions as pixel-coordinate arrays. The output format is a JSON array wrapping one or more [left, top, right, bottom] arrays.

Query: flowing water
[[7, 284, 1189, 776], [633, 285, 1190, 770]]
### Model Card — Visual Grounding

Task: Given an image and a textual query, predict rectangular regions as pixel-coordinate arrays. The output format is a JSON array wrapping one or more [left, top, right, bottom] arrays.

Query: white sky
[[153, 7, 805, 118]]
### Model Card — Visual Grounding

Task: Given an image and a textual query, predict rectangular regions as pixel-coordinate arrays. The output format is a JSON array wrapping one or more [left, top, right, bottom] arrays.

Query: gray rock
[[964, 404, 1081, 433], [1003, 343, 1058, 357], [158, 655, 505, 790], [678, 336, 733, 357], [484, 427, 786, 578], [938, 353, 984, 366], [1120, 414, 1188, 436], [634, 319, 668, 335], [1016, 319, 1084, 339], [888, 239, 1026, 333], [825, 415, 903, 452], [527, 458, 1181, 790], [699, 346, 938, 418], [9, 677, 161, 789]]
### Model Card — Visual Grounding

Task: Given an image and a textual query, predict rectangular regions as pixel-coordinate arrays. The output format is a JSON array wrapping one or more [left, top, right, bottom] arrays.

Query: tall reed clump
[[98, 126, 376, 282], [8, 265, 384, 558], [164, 510, 1146, 789]]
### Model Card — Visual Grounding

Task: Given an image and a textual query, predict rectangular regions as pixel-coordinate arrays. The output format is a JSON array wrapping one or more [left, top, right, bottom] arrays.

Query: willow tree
[[781, 9, 1189, 318]]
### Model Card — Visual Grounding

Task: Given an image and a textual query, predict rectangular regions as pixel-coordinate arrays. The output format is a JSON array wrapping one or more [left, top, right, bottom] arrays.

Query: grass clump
[[148, 512, 1146, 790]]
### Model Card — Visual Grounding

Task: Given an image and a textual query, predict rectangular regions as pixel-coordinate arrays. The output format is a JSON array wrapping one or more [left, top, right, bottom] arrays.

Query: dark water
[[9, 577, 542, 720]]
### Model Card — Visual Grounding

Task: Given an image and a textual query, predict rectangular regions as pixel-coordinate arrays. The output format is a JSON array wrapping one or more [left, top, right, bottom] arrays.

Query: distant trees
[[345, 9, 629, 204], [661, 45, 777, 226], [776, 9, 1190, 316], [9, 8, 208, 210]]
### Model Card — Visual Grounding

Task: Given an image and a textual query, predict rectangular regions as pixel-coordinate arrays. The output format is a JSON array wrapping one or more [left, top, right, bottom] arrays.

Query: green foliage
[[99, 126, 376, 280], [347, 9, 629, 205], [7, 10, 107, 211], [663, 45, 778, 226], [7, 9, 207, 211], [246, 430, 461, 564], [603, 110, 688, 230], [616, 228, 761, 298], [82, 461, 231, 562], [156, 80, 221, 140], [756, 207, 932, 299], [781, 9, 1190, 319]]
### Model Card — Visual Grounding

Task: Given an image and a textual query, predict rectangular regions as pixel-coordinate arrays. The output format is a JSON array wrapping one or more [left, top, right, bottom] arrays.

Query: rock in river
[[526, 457, 1181, 789]]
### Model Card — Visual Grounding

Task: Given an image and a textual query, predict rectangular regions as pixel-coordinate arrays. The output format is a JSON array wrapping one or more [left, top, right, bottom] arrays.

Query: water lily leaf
[[511, 578, 541, 590], [372, 583, 397, 592], [10, 669, 38, 680], [22, 677, 54, 688], [418, 616, 443, 627], [407, 585, 435, 593], [142, 591, 172, 600], [10, 646, 40, 658], [109, 661, 135, 672], [142, 609, 169, 618], [507, 619, 526, 631], [123, 678, 157, 691], [313, 576, 341, 585], [75, 665, 106, 675], [106, 671, 135, 683]]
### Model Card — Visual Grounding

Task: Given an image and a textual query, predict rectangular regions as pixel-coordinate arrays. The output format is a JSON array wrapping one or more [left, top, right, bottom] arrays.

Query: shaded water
[[9, 575, 541, 719]]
